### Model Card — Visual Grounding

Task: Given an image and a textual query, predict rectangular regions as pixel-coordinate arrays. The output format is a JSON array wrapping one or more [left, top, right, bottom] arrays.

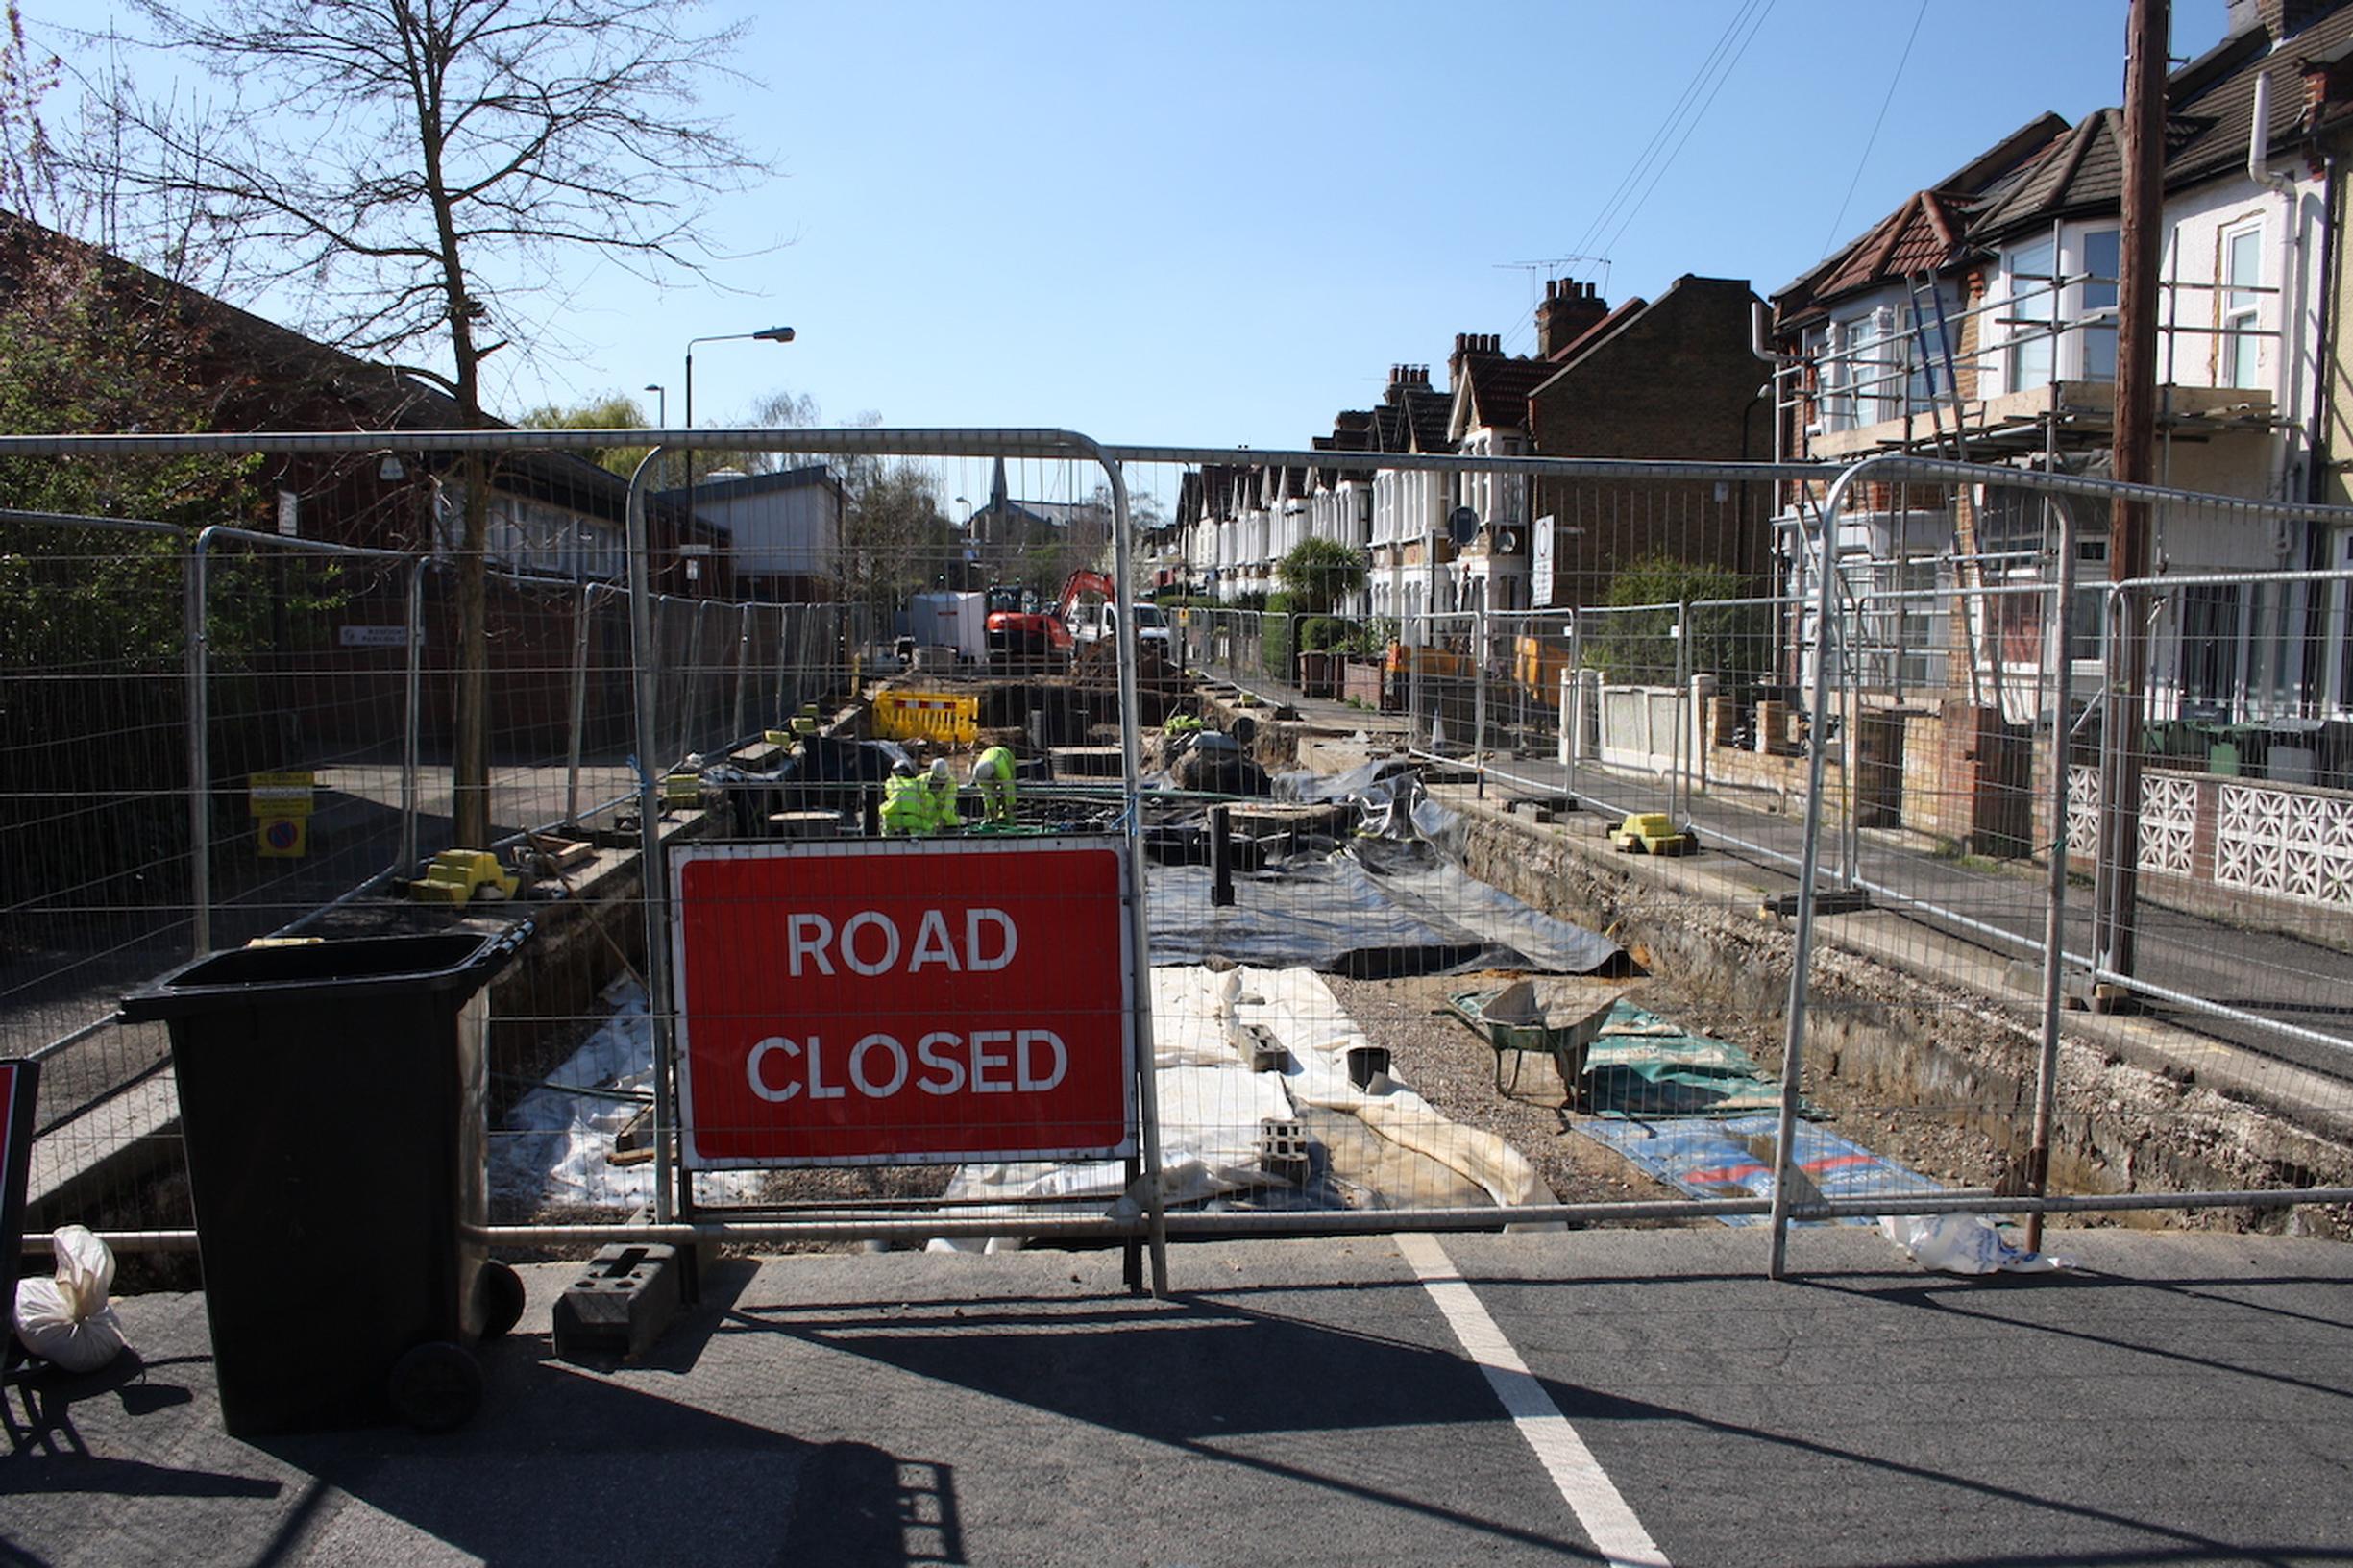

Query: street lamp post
[[643, 383, 668, 487], [682, 325, 795, 492], [677, 326, 794, 596]]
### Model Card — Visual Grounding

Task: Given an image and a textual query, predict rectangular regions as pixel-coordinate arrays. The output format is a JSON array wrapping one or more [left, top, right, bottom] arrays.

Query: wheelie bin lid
[[120, 924, 530, 1021]]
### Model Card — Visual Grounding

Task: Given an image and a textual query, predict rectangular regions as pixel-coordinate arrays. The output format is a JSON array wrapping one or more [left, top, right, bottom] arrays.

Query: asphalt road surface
[[9, 1227, 2352, 1567]]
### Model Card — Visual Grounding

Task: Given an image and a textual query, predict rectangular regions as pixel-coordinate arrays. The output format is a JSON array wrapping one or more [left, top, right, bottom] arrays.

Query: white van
[[1068, 600, 1172, 655]]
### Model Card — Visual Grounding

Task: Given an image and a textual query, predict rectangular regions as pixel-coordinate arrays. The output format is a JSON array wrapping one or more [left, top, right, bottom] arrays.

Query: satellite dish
[[1498, 528, 1521, 553], [1448, 506, 1480, 547]]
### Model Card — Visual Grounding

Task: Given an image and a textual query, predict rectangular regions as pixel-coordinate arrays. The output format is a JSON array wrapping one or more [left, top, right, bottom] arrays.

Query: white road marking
[[1397, 1232, 1671, 1568]]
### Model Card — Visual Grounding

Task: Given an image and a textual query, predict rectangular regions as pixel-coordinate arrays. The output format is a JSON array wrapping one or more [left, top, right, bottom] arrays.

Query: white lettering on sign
[[909, 911, 958, 971], [849, 1034, 910, 1097], [788, 913, 834, 975], [782, 908, 1017, 977], [746, 1028, 1066, 1102], [970, 1029, 1011, 1092], [840, 911, 900, 975], [747, 1036, 802, 1102]]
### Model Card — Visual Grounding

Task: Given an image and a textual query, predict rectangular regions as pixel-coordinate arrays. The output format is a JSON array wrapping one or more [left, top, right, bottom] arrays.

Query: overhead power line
[[1595, 0, 1777, 264], [1819, 0, 1933, 258]]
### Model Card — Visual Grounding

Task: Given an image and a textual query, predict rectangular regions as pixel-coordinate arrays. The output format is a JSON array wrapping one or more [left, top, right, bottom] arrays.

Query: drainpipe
[[1752, 301, 1800, 467], [2252, 73, 2308, 510], [2303, 152, 2340, 710], [2308, 152, 2340, 514]]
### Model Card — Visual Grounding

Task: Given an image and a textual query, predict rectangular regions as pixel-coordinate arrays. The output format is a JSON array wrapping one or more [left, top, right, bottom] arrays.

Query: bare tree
[[842, 459, 954, 623], [92, 0, 761, 848]]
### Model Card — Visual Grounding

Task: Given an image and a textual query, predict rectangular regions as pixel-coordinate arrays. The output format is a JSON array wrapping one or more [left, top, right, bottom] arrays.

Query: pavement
[[9, 1227, 2353, 1567], [1220, 662, 2353, 1091]]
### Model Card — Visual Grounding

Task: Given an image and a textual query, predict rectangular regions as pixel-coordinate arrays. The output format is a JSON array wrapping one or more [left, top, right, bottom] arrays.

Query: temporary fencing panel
[[12, 434, 2353, 1289]]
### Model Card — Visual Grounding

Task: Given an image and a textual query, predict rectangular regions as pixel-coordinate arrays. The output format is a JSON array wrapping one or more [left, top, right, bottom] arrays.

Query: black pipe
[[1210, 805, 1235, 907]]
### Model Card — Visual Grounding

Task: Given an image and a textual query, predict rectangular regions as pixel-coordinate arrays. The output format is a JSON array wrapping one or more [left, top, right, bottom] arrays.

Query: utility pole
[[2093, 0, 2167, 993]]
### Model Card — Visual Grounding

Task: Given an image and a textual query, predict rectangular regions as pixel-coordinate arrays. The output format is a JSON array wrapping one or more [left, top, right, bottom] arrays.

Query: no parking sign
[[669, 836, 1137, 1167]]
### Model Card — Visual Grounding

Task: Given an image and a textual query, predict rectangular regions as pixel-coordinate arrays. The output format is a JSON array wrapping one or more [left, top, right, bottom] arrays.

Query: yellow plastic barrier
[[1384, 644, 1471, 680], [871, 690, 980, 748], [1513, 635, 1575, 696]]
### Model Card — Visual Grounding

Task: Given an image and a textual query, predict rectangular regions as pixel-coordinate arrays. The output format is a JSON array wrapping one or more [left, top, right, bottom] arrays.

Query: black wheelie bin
[[121, 925, 532, 1436]]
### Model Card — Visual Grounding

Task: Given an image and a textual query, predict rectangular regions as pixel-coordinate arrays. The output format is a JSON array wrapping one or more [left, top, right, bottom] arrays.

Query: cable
[[1568, 0, 1765, 266], [1599, 0, 1777, 264], [1818, 0, 1931, 259], [1509, 0, 1774, 358]]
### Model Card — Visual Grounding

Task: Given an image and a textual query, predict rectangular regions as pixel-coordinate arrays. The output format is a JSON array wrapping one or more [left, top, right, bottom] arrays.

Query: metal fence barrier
[[9, 437, 2353, 1293]]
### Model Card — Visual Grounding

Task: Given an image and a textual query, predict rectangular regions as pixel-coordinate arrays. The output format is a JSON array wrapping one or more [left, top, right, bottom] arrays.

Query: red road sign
[[671, 836, 1137, 1167]]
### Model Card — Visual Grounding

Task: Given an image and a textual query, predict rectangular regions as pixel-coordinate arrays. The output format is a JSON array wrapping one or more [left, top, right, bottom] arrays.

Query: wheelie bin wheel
[[388, 1341, 484, 1433], [478, 1261, 527, 1341]]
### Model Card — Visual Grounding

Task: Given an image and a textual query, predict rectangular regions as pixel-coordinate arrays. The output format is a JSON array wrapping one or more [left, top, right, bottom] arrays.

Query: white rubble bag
[[13, 1225, 130, 1372]]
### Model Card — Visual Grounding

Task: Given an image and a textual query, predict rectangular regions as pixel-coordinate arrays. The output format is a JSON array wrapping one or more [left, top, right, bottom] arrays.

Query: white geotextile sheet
[[930, 966, 1554, 1249], [1197, 965, 1556, 1213], [492, 978, 766, 1211]]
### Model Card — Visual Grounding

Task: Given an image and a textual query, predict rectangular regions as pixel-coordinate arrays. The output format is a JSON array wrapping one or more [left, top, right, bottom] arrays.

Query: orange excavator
[[986, 572, 1170, 666], [984, 583, 1072, 659]]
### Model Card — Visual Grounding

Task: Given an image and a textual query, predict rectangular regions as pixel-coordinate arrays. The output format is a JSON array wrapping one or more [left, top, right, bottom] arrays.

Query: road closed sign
[[670, 836, 1137, 1167]]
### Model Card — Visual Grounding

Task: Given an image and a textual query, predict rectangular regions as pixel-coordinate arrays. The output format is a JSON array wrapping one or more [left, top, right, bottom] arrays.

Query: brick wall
[[1529, 276, 1774, 604]]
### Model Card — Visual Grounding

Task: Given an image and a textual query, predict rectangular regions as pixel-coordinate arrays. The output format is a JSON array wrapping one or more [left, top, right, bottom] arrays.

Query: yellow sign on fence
[[249, 770, 316, 859], [870, 690, 980, 748]]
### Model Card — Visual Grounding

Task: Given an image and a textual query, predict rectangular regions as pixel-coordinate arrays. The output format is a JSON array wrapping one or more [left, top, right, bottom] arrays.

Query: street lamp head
[[644, 382, 664, 393], [753, 326, 796, 343]]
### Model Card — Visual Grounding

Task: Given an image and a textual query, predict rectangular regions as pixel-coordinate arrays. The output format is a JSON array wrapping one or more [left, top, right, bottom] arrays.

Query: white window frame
[[2220, 220, 2265, 391], [2007, 233, 2059, 393], [2073, 227, 2120, 382], [1848, 307, 1893, 427]]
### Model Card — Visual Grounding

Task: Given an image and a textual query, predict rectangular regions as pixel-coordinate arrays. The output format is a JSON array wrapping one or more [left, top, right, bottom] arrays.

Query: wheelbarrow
[[1446, 980, 1623, 1104]]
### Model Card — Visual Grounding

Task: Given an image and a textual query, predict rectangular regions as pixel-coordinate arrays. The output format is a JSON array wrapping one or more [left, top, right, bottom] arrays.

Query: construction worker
[[969, 745, 1017, 825], [879, 758, 932, 836], [923, 757, 963, 831]]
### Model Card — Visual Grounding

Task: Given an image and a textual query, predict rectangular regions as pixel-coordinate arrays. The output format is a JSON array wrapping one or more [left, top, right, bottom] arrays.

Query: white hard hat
[[930, 758, 951, 779]]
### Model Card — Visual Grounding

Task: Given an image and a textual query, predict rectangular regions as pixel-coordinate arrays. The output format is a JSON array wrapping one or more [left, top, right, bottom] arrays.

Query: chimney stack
[[1536, 279, 1610, 359], [1385, 363, 1432, 401], [1449, 332, 1506, 381]]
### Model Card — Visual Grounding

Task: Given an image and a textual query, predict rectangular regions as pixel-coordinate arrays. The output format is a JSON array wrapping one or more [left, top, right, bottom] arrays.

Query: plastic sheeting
[[1577, 1113, 1942, 1226], [1582, 1001, 1798, 1117], [493, 978, 766, 1211], [1149, 839, 1621, 976], [1149, 762, 1619, 976]]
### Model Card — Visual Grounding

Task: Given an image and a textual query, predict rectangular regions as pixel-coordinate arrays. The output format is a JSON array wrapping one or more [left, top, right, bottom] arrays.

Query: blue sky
[[22, 1, 2231, 451]]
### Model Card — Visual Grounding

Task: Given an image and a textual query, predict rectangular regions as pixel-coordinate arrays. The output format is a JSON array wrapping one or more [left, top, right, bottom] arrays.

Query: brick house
[[0, 208, 708, 586], [1522, 275, 1776, 609], [1751, 0, 2353, 860], [0, 209, 716, 753]]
